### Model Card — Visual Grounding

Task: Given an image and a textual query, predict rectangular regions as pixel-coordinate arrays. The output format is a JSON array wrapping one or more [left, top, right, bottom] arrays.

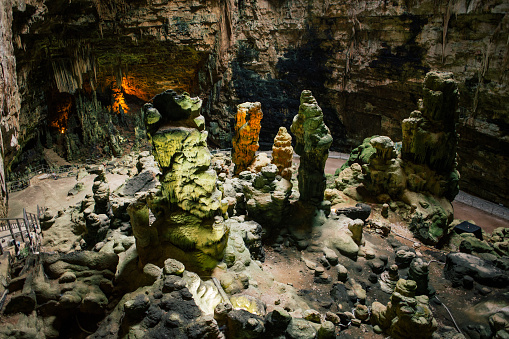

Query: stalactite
[[441, 2, 451, 63], [51, 45, 97, 94]]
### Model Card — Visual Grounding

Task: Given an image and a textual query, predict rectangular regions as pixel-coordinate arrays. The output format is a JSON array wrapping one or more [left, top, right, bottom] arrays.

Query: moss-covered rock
[[290, 90, 333, 206]]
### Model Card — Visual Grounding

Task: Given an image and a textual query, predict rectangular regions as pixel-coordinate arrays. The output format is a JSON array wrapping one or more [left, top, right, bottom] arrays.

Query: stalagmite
[[137, 89, 229, 273], [232, 102, 263, 175], [290, 90, 333, 206], [271, 127, 293, 180]]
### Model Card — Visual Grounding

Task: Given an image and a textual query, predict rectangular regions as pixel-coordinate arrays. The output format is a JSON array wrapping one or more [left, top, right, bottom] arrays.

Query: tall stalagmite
[[132, 90, 229, 273], [290, 90, 333, 206], [401, 72, 460, 201], [232, 102, 263, 175]]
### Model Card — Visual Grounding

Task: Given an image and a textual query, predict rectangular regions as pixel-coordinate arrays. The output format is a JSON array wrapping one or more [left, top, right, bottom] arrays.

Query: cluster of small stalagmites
[[232, 102, 263, 175], [91, 258, 225, 339], [290, 90, 333, 206], [271, 126, 293, 180], [219, 163, 293, 228], [82, 165, 112, 248]]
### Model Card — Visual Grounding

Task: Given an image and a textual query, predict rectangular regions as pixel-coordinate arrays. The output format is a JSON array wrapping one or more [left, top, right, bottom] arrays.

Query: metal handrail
[[0, 208, 42, 256]]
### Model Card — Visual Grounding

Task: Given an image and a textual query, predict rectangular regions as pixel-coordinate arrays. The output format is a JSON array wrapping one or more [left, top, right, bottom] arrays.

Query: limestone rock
[[232, 102, 263, 175], [408, 257, 435, 296], [348, 219, 364, 245], [92, 167, 110, 214], [272, 126, 294, 180], [265, 307, 292, 335], [227, 309, 265, 338], [247, 152, 272, 173], [371, 279, 437, 339], [138, 90, 229, 273], [444, 252, 509, 288], [290, 90, 333, 206]]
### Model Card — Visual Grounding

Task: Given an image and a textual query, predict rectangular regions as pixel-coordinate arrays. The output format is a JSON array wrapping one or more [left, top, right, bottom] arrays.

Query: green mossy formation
[[334, 72, 459, 245], [291, 90, 333, 206], [337, 136, 378, 174], [129, 90, 229, 274], [401, 71, 460, 199], [371, 279, 437, 339]]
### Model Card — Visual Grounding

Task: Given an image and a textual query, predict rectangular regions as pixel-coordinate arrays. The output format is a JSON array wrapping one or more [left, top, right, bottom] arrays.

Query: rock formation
[[232, 102, 263, 175], [290, 90, 333, 206], [335, 72, 459, 245], [371, 279, 437, 339], [271, 127, 293, 180], [2, 251, 118, 338], [221, 164, 293, 229], [134, 90, 229, 273], [401, 72, 460, 201]]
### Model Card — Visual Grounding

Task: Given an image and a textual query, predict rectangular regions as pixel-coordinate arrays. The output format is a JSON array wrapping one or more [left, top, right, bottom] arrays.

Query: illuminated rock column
[[271, 127, 293, 180], [232, 102, 263, 175]]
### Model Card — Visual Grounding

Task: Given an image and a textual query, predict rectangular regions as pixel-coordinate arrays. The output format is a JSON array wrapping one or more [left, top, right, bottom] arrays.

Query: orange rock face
[[232, 102, 263, 175], [272, 127, 293, 180]]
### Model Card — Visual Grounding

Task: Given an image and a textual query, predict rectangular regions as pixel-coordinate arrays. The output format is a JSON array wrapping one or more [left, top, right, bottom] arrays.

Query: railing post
[[7, 220, 19, 254], [16, 219, 25, 243], [23, 210, 33, 250]]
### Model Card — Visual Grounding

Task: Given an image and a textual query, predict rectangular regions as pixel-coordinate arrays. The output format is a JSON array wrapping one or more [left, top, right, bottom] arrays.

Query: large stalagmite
[[290, 90, 333, 206], [401, 71, 460, 201], [132, 89, 229, 273], [232, 102, 263, 175]]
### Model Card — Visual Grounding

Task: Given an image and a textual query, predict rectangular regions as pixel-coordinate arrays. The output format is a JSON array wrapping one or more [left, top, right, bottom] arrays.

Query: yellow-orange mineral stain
[[232, 102, 263, 175]]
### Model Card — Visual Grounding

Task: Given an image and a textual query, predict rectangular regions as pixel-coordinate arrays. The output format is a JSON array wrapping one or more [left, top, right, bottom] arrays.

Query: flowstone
[[136, 90, 229, 273], [232, 102, 263, 175], [290, 90, 333, 206]]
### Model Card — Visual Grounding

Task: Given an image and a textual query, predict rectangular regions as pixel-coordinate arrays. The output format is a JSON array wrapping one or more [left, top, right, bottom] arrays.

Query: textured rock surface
[[371, 279, 437, 339], [3, 0, 509, 207], [271, 127, 293, 180], [232, 102, 263, 175], [291, 90, 333, 206], [2, 251, 118, 337], [133, 90, 229, 273], [401, 72, 460, 201], [444, 252, 509, 288]]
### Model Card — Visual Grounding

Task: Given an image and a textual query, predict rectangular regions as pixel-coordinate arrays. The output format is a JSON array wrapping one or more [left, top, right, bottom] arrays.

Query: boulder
[[444, 252, 509, 287]]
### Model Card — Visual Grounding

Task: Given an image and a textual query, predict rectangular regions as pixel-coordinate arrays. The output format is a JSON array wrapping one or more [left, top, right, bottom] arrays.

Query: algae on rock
[[290, 90, 333, 206], [133, 90, 229, 273]]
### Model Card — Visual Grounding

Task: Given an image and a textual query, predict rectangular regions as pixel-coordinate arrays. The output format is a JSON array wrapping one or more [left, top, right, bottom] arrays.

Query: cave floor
[[4, 151, 509, 338]]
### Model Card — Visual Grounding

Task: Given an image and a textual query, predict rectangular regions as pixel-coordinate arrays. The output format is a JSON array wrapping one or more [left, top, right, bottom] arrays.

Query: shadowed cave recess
[[0, 0, 508, 338]]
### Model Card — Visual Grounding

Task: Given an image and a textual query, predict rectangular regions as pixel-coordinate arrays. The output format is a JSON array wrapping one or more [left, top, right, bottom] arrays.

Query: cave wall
[[4, 0, 509, 207]]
